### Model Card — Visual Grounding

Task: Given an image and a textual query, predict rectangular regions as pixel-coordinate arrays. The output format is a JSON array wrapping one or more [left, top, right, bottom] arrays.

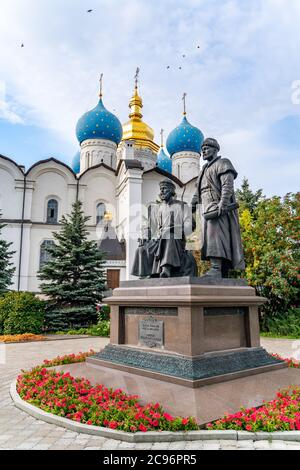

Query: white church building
[[0, 79, 204, 292]]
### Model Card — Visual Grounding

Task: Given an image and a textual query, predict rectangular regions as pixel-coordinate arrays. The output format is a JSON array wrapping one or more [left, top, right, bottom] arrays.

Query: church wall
[[80, 139, 117, 172], [27, 225, 60, 292], [79, 170, 117, 226], [1, 223, 22, 290], [0, 164, 24, 220], [30, 171, 74, 222], [172, 151, 200, 184]]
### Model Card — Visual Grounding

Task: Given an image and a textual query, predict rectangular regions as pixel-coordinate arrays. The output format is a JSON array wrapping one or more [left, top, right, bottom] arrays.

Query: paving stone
[[237, 440, 255, 448], [32, 444, 52, 450], [151, 442, 171, 450], [118, 442, 137, 449], [131, 443, 154, 450], [253, 440, 272, 449], [101, 439, 121, 450], [269, 441, 289, 450], [84, 446, 102, 450], [184, 441, 203, 450], [169, 441, 188, 450], [202, 440, 221, 450]]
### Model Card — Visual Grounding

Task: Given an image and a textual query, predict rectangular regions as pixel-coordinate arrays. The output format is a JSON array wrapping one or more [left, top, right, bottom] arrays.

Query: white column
[[122, 167, 143, 280]]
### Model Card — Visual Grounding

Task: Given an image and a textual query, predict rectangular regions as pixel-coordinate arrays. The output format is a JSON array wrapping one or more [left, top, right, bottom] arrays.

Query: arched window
[[46, 199, 58, 223], [96, 202, 106, 224], [39, 240, 55, 269]]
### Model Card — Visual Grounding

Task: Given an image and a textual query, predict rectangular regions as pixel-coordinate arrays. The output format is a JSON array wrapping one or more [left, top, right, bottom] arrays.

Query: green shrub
[[97, 304, 110, 321], [86, 320, 110, 337], [261, 307, 300, 337], [0, 291, 45, 335]]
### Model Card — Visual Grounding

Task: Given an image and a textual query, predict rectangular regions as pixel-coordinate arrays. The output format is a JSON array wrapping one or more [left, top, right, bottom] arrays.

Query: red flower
[[139, 424, 148, 432], [163, 412, 175, 422], [182, 418, 189, 425], [109, 421, 118, 429]]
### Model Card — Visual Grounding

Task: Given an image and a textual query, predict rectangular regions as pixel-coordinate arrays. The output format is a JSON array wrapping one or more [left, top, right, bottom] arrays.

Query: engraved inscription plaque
[[139, 317, 164, 348]]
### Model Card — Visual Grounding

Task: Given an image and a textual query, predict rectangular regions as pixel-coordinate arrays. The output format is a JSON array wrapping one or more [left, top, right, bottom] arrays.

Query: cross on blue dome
[[166, 116, 204, 157], [76, 98, 123, 145]]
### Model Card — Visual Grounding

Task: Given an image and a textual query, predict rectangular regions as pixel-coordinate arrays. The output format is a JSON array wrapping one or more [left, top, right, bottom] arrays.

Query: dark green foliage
[[235, 177, 264, 213], [239, 189, 300, 331], [0, 212, 15, 294], [261, 308, 300, 337], [38, 200, 107, 331], [98, 304, 110, 321], [0, 291, 45, 335]]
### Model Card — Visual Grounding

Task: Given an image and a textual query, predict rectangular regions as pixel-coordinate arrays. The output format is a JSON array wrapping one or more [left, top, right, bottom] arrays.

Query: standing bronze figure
[[192, 138, 245, 278]]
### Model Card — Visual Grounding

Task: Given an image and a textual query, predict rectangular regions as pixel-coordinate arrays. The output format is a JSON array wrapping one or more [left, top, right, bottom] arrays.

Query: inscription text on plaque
[[139, 317, 164, 348]]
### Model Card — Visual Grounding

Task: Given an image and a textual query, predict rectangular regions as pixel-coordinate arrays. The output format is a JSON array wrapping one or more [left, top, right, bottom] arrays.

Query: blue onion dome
[[71, 151, 80, 174], [166, 116, 204, 157], [156, 147, 172, 173], [76, 98, 123, 145]]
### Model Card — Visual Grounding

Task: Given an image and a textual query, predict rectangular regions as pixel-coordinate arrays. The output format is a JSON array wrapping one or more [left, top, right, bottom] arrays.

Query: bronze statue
[[192, 138, 245, 278], [131, 179, 197, 278]]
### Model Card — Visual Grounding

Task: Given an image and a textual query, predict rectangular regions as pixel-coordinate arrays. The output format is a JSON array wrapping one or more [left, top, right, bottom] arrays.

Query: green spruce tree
[[236, 177, 264, 213], [38, 200, 107, 331], [0, 212, 15, 295]]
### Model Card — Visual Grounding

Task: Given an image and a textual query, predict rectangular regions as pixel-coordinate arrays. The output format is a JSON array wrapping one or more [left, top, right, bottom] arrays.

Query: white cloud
[[0, 0, 299, 194]]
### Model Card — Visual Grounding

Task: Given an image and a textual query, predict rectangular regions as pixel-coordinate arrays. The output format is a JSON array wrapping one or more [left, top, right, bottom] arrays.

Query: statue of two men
[[131, 137, 245, 279]]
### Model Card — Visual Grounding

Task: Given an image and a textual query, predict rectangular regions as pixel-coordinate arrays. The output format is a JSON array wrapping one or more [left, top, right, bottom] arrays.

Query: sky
[[0, 0, 300, 196]]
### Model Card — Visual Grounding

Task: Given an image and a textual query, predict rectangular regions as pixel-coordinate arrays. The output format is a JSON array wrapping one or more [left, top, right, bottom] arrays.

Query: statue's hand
[[217, 201, 228, 217], [138, 238, 145, 247]]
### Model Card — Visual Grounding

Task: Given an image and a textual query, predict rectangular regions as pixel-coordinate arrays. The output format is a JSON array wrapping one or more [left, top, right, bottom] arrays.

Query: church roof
[[156, 147, 172, 173], [122, 85, 159, 153], [76, 98, 123, 145], [166, 115, 204, 157]]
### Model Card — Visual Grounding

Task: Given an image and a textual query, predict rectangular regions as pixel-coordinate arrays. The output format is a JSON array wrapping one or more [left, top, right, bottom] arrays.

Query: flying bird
[[197, 45, 200, 49], [166, 65, 170, 69], [182, 54, 186, 58], [179, 66, 182, 70], [21, 43, 24, 47], [87, 9, 93, 13]]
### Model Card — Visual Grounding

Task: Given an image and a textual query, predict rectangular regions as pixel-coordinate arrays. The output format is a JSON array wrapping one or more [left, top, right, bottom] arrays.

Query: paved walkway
[[0, 337, 300, 450]]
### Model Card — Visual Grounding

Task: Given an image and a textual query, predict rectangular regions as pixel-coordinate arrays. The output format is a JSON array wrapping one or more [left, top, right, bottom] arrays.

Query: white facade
[[0, 139, 199, 292], [172, 151, 200, 184], [80, 139, 118, 172]]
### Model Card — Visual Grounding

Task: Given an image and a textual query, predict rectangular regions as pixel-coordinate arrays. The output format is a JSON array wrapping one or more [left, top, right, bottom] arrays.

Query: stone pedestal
[[87, 277, 286, 387]]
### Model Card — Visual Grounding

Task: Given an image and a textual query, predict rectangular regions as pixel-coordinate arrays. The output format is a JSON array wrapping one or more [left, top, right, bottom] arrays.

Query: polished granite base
[[88, 345, 286, 387], [55, 362, 300, 426]]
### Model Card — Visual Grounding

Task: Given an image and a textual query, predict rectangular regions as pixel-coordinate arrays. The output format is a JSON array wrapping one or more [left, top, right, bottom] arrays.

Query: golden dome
[[122, 86, 159, 153]]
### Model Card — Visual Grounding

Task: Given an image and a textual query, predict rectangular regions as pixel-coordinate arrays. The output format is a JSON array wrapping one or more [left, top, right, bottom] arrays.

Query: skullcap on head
[[201, 137, 220, 151], [159, 179, 176, 189]]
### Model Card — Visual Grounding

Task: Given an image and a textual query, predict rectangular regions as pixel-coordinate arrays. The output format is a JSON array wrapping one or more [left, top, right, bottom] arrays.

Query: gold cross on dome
[[182, 92, 187, 115], [134, 67, 140, 88], [99, 73, 103, 98]]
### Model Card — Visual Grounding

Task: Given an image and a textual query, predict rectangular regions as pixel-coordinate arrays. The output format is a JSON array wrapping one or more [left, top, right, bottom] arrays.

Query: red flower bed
[[206, 386, 300, 432], [42, 350, 95, 367], [17, 366, 198, 433], [271, 353, 300, 369]]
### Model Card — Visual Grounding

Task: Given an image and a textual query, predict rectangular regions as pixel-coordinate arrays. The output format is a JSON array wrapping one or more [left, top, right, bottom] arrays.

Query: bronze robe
[[193, 156, 245, 270]]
